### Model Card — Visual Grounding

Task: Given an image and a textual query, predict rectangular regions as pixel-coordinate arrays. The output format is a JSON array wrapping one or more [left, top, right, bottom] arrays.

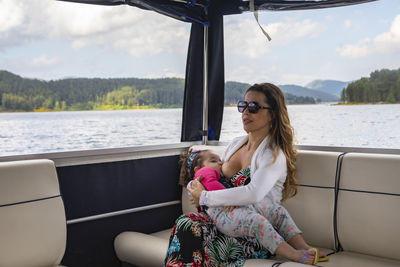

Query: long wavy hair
[[246, 83, 297, 201]]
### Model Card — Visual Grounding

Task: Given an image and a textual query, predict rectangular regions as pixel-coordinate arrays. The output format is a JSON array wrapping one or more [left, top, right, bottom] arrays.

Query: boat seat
[[0, 159, 67, 267], [115, 187, 330, 267], [114, 149, 400, 267], [330, 153, 400, 266]]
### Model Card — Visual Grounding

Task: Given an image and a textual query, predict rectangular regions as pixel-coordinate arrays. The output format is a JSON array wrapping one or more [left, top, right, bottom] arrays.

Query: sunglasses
[[237, 100, 272, 114]]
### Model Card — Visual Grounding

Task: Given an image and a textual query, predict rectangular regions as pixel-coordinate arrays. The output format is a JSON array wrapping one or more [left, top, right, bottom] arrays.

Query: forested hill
[[0, 70, 185, 111], [0, 70, 317, 112], [341, 68, 400, 103]]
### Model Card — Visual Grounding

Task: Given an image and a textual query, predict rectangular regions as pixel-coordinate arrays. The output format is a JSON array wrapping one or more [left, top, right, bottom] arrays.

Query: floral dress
[[164, 168, 271, 267]]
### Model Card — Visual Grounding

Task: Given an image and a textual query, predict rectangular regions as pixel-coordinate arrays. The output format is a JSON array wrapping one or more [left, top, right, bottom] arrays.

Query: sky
[[1, 0, 400, 86]]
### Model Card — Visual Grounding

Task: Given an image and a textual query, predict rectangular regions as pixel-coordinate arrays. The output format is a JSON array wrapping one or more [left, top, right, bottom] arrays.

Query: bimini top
[[58, 0, 379, 26]]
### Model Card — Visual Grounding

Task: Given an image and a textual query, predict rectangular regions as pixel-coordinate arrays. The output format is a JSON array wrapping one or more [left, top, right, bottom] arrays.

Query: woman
[[165, 83, 322, 266]]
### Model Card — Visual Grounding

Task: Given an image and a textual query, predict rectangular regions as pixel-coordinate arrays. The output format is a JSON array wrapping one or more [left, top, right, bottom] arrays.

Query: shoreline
[[333, 102, 399, 106], [2, 102, 400, 113]]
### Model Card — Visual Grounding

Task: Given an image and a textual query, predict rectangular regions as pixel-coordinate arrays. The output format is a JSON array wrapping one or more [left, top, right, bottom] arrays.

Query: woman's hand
[[188, 175, 205, 207]]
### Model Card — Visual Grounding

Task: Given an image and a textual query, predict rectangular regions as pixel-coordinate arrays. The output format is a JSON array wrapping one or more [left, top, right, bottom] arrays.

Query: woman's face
[[242, 91, 272, 134]]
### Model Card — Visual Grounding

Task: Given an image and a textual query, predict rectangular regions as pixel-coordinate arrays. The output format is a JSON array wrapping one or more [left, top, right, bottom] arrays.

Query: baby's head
[[179, 149, 222, 186]]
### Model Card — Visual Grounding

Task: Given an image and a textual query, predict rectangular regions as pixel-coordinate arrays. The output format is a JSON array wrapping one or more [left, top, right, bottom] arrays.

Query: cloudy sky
[[1, 0, 399, 86]]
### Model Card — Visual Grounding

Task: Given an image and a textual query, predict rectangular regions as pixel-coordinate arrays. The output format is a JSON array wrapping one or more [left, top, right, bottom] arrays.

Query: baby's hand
[[223, 206, 238, 212]]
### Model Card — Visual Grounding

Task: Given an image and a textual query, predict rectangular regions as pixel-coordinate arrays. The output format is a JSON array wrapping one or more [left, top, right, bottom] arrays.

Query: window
[[221, 1, 400, 149], [0, 2, 190, 156]]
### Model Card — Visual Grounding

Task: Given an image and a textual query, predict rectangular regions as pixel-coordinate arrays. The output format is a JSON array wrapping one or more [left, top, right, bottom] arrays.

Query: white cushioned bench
[[0, 159, 67, 267], [328, 153, 400, 266], [114, 149, 400, 267]]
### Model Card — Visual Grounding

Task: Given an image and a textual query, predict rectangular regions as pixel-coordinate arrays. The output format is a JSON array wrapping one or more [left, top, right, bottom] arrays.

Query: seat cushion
[[338, 153, 400, 260], [115, 229, 320, 267], [0, 159, 66, 267], [114, 231, 170, 267], [0, 159, 61, 205], [321, 251, 400, 267], [283, 151, 340, 250], [0, 199, 66, 267], [245, 259, 313, 266], [151, 228, 173, 239]]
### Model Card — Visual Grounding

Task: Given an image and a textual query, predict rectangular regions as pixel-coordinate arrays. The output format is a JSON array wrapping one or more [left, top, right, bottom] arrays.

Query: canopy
[[58, 0, 380, 142], [58, 0, 378, 25]]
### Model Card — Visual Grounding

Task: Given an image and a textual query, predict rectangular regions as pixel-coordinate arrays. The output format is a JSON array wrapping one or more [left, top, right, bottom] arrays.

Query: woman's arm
[[192, 149, 287, 207]]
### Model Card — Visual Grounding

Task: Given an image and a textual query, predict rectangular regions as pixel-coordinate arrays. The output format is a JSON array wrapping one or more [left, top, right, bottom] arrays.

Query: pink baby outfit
[[194, 166, 225, 191]]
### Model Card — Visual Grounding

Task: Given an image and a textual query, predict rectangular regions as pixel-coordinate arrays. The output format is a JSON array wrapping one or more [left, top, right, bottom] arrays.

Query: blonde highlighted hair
[[246, 83, 297, 201]]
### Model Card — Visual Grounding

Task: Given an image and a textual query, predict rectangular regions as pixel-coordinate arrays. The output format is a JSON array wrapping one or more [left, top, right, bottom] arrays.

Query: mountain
[[279, 84, 339, 102], [225, 81, 317, 104], [0, 70, 339, 112], [305, 80, 350, 97], [225, 81, 339, 104]]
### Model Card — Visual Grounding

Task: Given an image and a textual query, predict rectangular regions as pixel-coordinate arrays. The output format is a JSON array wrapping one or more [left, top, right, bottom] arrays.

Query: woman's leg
[[253, 203, 302, 242], [207, 206, 316, 264], [253, 203, 326, 258], [207, 206, 284, 253]]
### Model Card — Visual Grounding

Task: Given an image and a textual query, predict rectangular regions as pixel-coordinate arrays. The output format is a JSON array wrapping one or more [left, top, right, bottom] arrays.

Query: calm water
[[0, 104, 399, 156]]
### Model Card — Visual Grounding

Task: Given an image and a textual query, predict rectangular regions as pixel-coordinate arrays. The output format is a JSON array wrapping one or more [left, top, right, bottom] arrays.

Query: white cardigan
[[200, 135, 287, 207]]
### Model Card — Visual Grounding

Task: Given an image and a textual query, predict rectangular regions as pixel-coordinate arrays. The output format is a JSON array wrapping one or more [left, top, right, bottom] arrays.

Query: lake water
[[1, 104, 400, 156]]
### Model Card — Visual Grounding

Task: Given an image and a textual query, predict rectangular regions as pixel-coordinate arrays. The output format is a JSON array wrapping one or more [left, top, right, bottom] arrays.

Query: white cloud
[[225, 17, 322, 58], [338, 14, 400, 58], [226, 65, 282, 85], [30, 54, 60, 67], [267, 19, 322, 44], [226, 63, 321, 86], [145, 68, 184, 79], [344, 19, 352, 29], [0, 1, 24, 33], [0, 1, 189, 57]]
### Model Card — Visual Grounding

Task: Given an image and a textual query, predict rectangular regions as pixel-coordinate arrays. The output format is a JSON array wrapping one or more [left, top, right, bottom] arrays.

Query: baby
[[179, 149, 231, 193]]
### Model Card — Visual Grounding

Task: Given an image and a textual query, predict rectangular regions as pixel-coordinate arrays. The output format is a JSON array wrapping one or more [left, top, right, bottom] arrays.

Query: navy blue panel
[[61, 204, 181, 267], [58, 0, 378, 16], [248, 0, 378, 12], [57, 155, 183, 266], [181, 8, 225, 141], [57, 155, 181, 220], [58, 0, 210, 25]]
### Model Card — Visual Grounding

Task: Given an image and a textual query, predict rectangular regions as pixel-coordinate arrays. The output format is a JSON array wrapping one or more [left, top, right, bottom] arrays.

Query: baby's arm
[[195, 167, 225, 191]]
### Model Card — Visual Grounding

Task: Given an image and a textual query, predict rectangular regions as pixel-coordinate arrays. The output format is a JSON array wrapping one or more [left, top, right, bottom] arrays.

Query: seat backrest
[[0, 159, 67, 267], [337, 153, 400, 260], [283, 150, 340, 250]]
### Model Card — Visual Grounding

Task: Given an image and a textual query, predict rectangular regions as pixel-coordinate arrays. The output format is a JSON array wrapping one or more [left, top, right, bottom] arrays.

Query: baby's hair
[[178, 149, 209, 187]]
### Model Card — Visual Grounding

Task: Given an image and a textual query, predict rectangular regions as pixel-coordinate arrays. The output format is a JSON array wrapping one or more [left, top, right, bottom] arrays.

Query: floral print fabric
[[165, 168, 271, 266], [207, 203, 301, 254]]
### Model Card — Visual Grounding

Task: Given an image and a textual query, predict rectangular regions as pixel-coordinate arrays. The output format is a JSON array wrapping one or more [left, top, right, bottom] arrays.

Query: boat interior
[[1, 144, 399, 266], [1, 0, 399, 267]]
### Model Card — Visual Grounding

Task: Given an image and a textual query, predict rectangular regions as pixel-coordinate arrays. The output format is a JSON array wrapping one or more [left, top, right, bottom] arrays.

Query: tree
[[386, 90, 396, 103], [343, 68, 400, 103], [340, 88, 346, 103], [137, 89, 156, 105], [42, 97, 54, 109]]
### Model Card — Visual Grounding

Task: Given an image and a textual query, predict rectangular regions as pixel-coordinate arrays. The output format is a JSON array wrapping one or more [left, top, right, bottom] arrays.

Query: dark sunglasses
[[237, 100, 272, 114]]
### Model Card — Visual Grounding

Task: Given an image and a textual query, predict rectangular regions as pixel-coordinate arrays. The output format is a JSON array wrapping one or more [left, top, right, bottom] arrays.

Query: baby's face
[[202, 151, 222, 172]]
